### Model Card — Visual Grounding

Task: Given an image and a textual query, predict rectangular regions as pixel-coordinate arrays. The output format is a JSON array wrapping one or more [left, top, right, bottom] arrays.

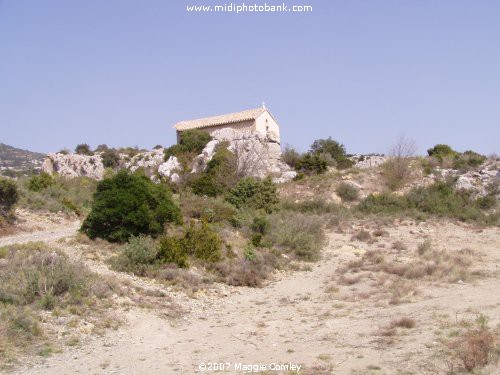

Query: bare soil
[[2, 213, 499, 375]]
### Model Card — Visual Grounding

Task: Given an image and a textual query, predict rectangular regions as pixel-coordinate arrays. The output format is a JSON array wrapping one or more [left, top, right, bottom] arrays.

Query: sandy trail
[[0, 220, 81, 247], [4, 222, 500, 375]]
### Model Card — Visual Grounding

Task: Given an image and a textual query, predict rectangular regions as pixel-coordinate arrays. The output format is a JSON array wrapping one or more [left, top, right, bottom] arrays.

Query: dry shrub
[[372, 228, 389, 237], [389, 316, 416, 329], [211, 251, 281, 287], [391, 240, 407, 251], [0, 242, 119, 366], [266, 210, 325, 261], [351, 229, 372, 242], [449, 327, 497, 372], [339, 274, 361, 285]]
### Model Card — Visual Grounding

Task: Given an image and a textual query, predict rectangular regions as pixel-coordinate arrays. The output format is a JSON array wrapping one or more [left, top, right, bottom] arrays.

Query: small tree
[[382, 135, 416, 191], [0, 177, 18, 216], [310, 137, 354, 169], [81, 170, 181, 242], [75, 143, 93, 155], [101, 148, 120, 169], [227, 177, 279, 213]]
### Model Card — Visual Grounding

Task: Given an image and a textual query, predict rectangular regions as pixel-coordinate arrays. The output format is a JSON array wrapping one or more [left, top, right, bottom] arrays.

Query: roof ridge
[[173, 107, 268, 131]]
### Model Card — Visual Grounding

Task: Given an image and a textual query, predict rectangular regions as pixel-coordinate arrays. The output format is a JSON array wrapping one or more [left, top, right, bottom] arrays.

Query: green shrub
[[282, 145, 302, 169], [336, 182, 360, 202], [227, 177, 279, 213], [94, 144, 109, 152], [475, 195, 496, 210], [182, 220, 221, 262], [453, 150, 487, 170], [27, 173, 55, 192], [158, 236, 189, 268], [164, 129, 212, 160], [179, 193, 237, 223], [123, 235, 158, 267], [0, 243, 104, 308], [81, 170, 181, 242], [427, 144, 459, 160], [251, 216, 269, 235], [191, 143, 239, 197], [251, 233, 263, 247], [75, 143, 93, 155], [296, 153, 328, 174], [358, 193, 410, 215], [265, 211, 325, 261], [358, 182, 497, 224], [310, 137, 354, 170], [0, 177, 18, 215], [19, 175, 97, 215], [101, 148, 120, 169]]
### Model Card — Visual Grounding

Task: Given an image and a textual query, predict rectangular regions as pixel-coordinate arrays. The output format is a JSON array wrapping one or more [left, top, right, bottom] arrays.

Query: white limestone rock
[[41, 153, 104, 180], [158, 156, 182, 179]]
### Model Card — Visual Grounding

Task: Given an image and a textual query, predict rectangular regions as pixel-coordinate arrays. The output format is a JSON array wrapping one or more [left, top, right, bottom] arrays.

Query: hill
[[0, 143, 45, 176]]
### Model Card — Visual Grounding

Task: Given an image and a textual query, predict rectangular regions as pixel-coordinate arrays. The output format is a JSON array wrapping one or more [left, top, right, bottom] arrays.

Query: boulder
[[158, 156, 182, 179], [42, 153, 104, 179]]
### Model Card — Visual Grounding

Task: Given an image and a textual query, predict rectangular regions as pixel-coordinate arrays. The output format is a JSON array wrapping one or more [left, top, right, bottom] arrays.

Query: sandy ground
[[2, 217, 500, 375]]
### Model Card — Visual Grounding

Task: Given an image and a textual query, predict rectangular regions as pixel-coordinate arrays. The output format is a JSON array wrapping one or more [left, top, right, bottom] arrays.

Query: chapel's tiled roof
[[174, 107, 267, 131]]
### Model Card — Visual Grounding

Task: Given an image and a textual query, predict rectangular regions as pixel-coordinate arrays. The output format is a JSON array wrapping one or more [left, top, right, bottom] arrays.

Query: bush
[[18, 175, 97, 215], [27, 173, 55, 192], [122, 235, 158, 267], [310, 137, 354, 170], [265, 211, 325, 261], [179, 193, 237, 223], [191, 143, 238, 197], [101, 148, 120, 169], [453, 150, 487, 170], [164, 129, 212, 160], [94, 144, 109, 152], [281, 145, 302, 169], [75, 143, 93, 155], [227, 177, 279, 213], [0, 242, 117, 364], [296, 153, 328, 174], [0, 177, 18, 216], [251, 216, 269, 235], [358, 182, 497, 224], [475, 195, 496, 210], [158, 236, 189, 268], [427, 144, 458, 160], [182, 220, 221, 262], [81, 170, 181, 242], [358, 193, 410, 215], [336, 182, 359, 202]]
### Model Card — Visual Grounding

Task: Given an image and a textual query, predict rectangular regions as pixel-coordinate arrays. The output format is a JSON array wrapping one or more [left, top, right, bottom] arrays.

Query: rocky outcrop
[[124, 149, 164, 172], [158, 156, 182, 183], [41, 129, 296, 183], [42, 153, 105, 179], [192, 128, 296, 183], [351, 154, 388, 169]]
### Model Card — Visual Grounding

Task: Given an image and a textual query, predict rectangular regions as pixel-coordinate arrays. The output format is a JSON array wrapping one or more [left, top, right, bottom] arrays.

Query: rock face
[[124, 149, 164, 172], [41, 129, 296, 183], [193, 128, 296, 183], [351, 154, 388, 169], [42, 153, 105, 179], [158, 156, 182, 183]]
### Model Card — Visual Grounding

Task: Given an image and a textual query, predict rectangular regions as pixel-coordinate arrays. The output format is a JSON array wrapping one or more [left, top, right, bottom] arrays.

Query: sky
[[0, 0, 499, 155]]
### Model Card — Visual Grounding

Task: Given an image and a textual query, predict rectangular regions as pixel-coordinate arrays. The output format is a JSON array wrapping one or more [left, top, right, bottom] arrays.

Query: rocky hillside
[[0, 143, 44, 176], [42, 130, 297, 183]]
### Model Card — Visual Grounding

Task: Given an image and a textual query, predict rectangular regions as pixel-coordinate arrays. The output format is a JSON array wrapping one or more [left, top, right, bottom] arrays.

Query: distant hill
[[0, 143, 45, 176]]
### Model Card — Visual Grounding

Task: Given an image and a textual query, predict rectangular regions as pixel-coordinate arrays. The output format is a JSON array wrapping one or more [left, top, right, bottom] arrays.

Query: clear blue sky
[[1, 0, 499, 155]]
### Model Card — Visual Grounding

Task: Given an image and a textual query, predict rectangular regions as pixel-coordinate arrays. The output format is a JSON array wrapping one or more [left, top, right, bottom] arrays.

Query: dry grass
[[0, 242, 121, 367], [443, 315, 499, 373], [335, 239, 481, 306]]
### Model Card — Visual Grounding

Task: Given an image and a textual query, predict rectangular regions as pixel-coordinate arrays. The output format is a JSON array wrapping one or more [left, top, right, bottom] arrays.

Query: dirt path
[[6, 222, 500, 375], [0, 220, 80, 247]]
